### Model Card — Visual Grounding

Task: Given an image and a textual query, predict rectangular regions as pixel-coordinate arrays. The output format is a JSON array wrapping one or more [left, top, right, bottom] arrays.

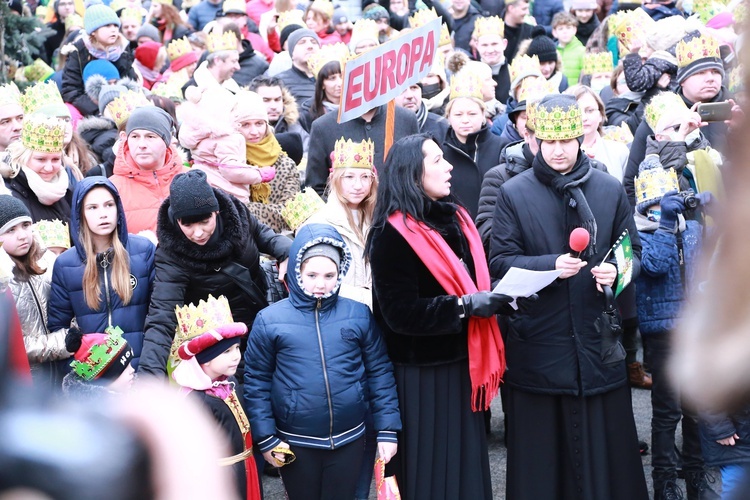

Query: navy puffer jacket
[[244, 224, 401, 452], [48, 177, 155, 368]]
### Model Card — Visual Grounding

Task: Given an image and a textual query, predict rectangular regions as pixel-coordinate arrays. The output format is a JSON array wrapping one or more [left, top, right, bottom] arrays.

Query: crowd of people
[[0, 0, 747, 497]]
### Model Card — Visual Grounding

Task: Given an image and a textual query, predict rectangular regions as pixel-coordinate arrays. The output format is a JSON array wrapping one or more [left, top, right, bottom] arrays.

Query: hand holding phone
[[696, 101, 733, 122]]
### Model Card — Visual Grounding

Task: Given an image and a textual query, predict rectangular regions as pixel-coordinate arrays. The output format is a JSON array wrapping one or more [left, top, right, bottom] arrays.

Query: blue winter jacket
[[635, 220, 701, 335], [244, 224, 401, 452], [532, 0, 564, 35], [48, 177, 155, 368]]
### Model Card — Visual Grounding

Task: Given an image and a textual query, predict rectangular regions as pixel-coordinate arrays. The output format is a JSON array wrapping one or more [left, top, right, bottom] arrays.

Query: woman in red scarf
[[366, 133, 510, 500]]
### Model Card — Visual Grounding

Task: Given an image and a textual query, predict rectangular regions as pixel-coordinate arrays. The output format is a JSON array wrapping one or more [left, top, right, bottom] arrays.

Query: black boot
[[654, 478, 684, 500], [684, 470, 720, 500]]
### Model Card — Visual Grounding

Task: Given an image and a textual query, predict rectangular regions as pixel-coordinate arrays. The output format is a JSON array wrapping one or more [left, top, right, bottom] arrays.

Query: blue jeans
[[721, 464, 747, 499]]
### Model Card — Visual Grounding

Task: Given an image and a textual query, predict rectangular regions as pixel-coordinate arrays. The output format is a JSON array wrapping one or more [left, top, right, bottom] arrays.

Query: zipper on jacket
[[100, 253, 113, 328], [314, 298, 335, 448], [28, 281, 50, 335], [472, 135, 479, 163]]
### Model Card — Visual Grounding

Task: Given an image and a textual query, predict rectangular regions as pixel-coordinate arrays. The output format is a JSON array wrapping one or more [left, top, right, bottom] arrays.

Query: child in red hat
[[63, 326, 135, 396]]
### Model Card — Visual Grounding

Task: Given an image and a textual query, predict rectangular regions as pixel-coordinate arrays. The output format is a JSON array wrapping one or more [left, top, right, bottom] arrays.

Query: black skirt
[[387, 360, 492, 500], [505, 384, 649, 500]]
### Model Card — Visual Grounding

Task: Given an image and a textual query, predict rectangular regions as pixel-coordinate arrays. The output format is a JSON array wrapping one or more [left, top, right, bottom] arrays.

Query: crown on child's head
[[152, 73, 187, 102], [693, 0, 727, 23], [473, 15, 505, 40], [409, 7, 438, 28], [644, 91, 687, 131], [0, 82, 21, 108], [277, 9, 305, 32], [509, 54, 541, 85], [71, 326, 130, 381], [120, 7, 143, 24], [534, 95, 584, 141], [33, 219, 70, 249], [450, 70, 484, 101], [332, 138, 374, 170], [21, 115, 66, 153], [602, 122, 634, 145], [307, 43, 350, 78], [676, 32, 721, 69], [206, 30, 238, 54], [582, 51, 614, 75], [167, 37, 194, 61], [282, 189, 326, 230], [635, 161, 679, 213], [24, 59, 55, 83], [608, 8, 653, 51], [106, 90, 153, 127], [174, 295, 235, 344], [517, 75, 556, 104]]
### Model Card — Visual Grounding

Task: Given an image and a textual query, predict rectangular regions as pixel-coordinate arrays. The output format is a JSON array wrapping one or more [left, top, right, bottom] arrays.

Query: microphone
[[569, 228, 590, 259]]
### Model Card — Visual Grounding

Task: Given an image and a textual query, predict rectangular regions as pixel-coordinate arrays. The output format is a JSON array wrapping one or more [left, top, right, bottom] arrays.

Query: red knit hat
[[135, 41, 162, 70]]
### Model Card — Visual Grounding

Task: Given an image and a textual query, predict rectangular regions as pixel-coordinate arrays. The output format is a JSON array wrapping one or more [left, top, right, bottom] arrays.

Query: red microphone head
[[569, 228, 590, 254]]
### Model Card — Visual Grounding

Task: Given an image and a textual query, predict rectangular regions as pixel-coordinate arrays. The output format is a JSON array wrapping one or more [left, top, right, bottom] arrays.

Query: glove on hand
[[259, 166, 276, 183], [659, 190, 685, 232], [461, 292, 514, 318]]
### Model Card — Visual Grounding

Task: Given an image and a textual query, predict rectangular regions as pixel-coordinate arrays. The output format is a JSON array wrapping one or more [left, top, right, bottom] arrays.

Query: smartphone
[[696, 101, 732, 122]]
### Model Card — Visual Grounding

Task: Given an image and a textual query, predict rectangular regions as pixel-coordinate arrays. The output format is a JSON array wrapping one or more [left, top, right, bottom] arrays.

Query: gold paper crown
[[282, 188, 326, 230], [307, 42, 350, 78], [21, 116, 66, 153], [676, 33, 721, 69], [693, 0, 726, 23], [277, 9, 306, 32], [735, 1, 747, 25], [350, 18, 380, 46], [534, 101, 584, 141], [729, 64, 744, 94], [582, 51, 614, 75], [440, 23, 451, 47], [65, 13, 84, 31], [120, 7, 143, 23], [35, 5, 47, 18], [206, 30, 238, 53], [332, 138, 374, 169], [645, 91, 687, 130], [167, 37, 194, 61], [152, 71, 189, 101], [309, 0, 334, 18], [0, 82, 22, 108], [509, 54, 542, 84], [24, 59, 55, 82], [517, 75, 556, 103], [450, 70, 484, 101], [110, 0, 128, 12], [602, 122, 634, 145], [33, 219, 70, 250], [473, 16, 504, 40], [20, 81, 69, 117], [635, 164, 679, 207], [409, 7, 438, 28], [106, 90, 153, 127], [608, 9, 653, 51]]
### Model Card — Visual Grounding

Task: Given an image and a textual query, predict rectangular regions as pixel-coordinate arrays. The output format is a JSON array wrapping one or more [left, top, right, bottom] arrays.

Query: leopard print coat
[[246, 152, 300, 234]]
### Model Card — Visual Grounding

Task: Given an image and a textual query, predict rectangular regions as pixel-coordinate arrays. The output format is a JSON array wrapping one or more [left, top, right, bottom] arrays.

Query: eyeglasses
[[341, 173, 374, 185]]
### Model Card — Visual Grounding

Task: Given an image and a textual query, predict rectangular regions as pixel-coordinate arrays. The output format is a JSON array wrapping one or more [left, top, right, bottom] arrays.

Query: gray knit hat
[[301, 243, 341, 270], [126, 106, 174, 146], [135, 23, 161, 43], [168, 170, 220, 221], [98, 84, 127, 114], [287, 29, 319, 55], [0, 195, 32, 235]]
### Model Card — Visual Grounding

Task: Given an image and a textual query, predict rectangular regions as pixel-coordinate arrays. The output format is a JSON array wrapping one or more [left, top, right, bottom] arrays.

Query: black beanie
[[196, 336, 242, 364], [280, 25, 302, 51], [0, 195, 32, 235], [168, 170, 220, 221], [527, 35, 558, 63]]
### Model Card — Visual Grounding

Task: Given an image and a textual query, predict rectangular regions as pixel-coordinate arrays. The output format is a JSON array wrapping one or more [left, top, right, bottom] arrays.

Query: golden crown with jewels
[[608, 8, 653, 51], [206, 30, 238, 53], [310, 0, 334, 18], [676, 33, 721, 69], [277, 9, 306, 32], [644, 91, 687, 131], [351, 18, 380, 45], [106, 90, 153, 127], [534, 101, 584, 141], [152, 72, 188, 101], [282, 188, 326, 230], [635, 164, 679, 207], [24, 59, 55, 82], [473, 15, 504, 40], [440, 23, 451, 47], [33, 219, 70, 250], [517, 75, 556, 104], [167, 37, 194, 61], [21, 115, 66, 153], [332, 138, 374, 170], [120, 7, 143, 24], [0, 82, 22, 108], [509, 54, 541, 85], [582, 51, 614, 75], [409, 7, 438, 27], [20, 81, 69, 117], [450, 70, 484, 101], [307, 42, 350, 78], [602, 122, 634, 145]]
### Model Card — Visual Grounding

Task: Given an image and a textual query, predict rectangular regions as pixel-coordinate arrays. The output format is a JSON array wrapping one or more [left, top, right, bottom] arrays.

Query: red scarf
[[388, 208, 505, 411]]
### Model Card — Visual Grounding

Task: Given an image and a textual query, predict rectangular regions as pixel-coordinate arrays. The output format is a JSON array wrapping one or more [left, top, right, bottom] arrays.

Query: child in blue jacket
[[243, 223, 401, 500]]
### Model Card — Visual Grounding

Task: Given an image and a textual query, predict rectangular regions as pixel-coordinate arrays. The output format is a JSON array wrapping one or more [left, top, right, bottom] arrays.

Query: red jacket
[[110, 141, 188, 235]]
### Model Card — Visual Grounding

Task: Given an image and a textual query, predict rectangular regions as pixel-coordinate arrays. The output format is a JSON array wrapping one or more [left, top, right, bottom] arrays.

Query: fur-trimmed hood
[[84, 75, 142, 104], [156, 188, 252, 273], [77, 116, 117, 136], [280, 86, 299, 127]]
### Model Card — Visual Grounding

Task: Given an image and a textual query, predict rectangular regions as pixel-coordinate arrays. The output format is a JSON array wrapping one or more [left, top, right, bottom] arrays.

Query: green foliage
[[0, 1, 55, 83]]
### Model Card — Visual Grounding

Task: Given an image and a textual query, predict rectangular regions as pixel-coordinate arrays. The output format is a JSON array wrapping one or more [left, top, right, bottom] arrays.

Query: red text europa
[[343, 31, 436, 111]]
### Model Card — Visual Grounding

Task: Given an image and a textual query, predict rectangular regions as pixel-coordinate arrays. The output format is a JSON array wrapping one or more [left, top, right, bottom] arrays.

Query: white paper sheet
[[492, 267, 563, 308]]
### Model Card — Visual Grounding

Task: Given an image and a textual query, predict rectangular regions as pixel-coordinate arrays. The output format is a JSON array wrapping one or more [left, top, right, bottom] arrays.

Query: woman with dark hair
[[300, 59, 342, 132], [366, 134, 511, 500], [146, 0, 192, 46]]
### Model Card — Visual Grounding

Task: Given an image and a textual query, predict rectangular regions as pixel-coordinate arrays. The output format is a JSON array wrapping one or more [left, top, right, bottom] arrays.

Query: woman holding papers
[[366, 134, 514, 500]]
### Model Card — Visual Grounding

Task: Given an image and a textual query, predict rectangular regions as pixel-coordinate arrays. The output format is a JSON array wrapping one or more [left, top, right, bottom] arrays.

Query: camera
[[678, 190, 701, 209]]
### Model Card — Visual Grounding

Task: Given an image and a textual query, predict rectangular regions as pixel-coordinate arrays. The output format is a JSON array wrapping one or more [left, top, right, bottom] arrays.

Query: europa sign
[[338, 17, 442, 123]]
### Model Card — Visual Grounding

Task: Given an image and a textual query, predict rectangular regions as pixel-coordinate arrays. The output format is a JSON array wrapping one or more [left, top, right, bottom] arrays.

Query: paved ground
[[261, 384, 718, 499]]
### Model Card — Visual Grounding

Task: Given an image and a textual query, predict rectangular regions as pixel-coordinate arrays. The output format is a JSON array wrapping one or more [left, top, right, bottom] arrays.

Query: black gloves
[[659, 190, 685, 232], [460, 292, 514, 318]]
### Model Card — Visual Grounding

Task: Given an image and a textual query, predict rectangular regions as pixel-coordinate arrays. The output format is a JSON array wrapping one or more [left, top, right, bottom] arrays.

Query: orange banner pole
[[384, 100, 395, 162]]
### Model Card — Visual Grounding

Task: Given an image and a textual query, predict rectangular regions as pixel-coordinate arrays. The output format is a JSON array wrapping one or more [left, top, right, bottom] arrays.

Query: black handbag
[[260, 259, 289, 304], [595, 285, 626, 365], [219, 260, 288, 309]]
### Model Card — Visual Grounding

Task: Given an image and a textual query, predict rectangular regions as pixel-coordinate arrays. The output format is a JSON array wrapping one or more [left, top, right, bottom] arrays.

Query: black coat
[[4, 170, 73, 225], [369, 199, 474, 366], [61, 38, 137, 116], [233, 39, 269, 87], [605, 96, 640, 135], [442, 124, 503, 219], [493, 63, 511, 104], [138, 189, 292, 376], [77, 116, 118, 163], [489, 156, 642, 396]]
